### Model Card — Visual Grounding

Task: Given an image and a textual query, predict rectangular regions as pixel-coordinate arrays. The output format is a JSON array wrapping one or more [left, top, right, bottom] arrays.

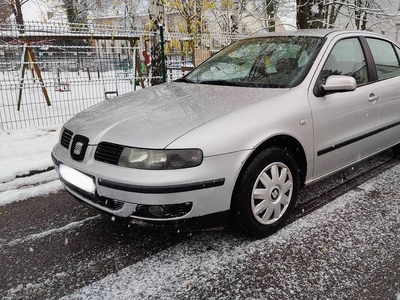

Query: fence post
[[160, 25, 166, 83]]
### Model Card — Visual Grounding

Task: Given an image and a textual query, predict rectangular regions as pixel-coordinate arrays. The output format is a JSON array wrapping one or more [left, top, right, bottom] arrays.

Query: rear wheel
[[231, 147, 299, 237]]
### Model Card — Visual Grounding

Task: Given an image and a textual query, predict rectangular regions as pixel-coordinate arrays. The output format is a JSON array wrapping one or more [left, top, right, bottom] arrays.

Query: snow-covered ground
[[62, 163, 400, 299], [0, 126, 62, 206], [1, 126, 399, 299]]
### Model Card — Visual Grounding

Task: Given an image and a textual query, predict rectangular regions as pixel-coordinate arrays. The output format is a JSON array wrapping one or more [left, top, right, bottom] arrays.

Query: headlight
[[118, 147, 203, 170]]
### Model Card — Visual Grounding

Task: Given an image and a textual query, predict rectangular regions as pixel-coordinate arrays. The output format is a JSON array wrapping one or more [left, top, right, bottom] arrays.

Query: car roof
[[248, 29, 383, 39]]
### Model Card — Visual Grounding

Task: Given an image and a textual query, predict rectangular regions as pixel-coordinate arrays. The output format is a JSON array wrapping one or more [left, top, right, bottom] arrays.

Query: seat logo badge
[[74, 142, 83, 155]]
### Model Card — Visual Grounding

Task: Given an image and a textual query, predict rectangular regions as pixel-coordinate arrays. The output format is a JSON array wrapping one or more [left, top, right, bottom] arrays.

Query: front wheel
[[231, 147, 299, 237]]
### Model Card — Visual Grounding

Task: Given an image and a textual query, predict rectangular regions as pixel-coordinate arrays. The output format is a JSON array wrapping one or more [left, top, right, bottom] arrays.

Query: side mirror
[[322, 75, 357, 93]]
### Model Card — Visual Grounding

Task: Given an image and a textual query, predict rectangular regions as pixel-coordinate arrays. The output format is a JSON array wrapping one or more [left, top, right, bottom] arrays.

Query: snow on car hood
[[65, 82, 289, 148]]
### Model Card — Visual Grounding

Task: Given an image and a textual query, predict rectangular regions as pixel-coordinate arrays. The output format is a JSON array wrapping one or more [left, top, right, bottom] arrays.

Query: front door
[[308, 37, 380, 178]]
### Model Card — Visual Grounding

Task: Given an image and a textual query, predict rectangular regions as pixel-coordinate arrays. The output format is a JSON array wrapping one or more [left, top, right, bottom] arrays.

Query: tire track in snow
[[290, 157, 399, 223], [0, 215, 101, 248]]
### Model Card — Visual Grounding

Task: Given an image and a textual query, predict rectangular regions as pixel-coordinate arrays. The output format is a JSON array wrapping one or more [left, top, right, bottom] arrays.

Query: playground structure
[[0, 21, 245, 131]]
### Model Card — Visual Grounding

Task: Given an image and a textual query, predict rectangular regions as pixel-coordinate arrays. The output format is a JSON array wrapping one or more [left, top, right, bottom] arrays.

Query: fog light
[[133, 202, 193, 219], [148, 205, 166, 218]]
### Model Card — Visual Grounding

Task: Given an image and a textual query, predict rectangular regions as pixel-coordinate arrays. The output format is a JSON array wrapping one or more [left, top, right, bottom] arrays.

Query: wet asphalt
[[0, 151, 399, 300]]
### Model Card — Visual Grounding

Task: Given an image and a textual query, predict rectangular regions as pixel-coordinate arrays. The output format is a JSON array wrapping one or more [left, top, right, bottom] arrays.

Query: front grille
[[95, 142, 124, 165], [61, 128, 73, 149]]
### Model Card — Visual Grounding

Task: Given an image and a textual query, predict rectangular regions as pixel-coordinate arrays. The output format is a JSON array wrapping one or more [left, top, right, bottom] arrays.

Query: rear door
[[308, 36, 380, 178], [364, 37, 400, 149]]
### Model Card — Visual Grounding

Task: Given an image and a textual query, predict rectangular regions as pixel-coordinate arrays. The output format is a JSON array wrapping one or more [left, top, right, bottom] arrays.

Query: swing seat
[[104, 90, 118, 98], [55, 82, 70, 92]]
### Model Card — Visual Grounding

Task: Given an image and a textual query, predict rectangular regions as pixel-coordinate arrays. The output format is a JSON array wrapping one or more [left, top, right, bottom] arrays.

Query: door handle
[[368, 93, 379, 102]]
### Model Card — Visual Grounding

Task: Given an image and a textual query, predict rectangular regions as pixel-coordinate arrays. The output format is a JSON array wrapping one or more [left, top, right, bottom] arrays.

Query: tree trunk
[[195, 0, 203, 34], [266, 0, 275, 32], [328, 4, 340, 28], [361, 12, 368, 30], [310, 1, 324, 29], [296, 0, 309, 29], [231, 0, 240, 33], [149, 0, 164, 86]]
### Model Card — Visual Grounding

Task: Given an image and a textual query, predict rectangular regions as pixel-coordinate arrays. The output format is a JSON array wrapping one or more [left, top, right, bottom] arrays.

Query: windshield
[[184, 36, 323, 88]]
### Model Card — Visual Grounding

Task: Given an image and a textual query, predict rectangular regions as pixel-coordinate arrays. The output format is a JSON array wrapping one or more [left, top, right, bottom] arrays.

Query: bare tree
[[225, 0, 291, 34], [231, 0, 240, 32], [168, 0, 214, 34], [265, 0, 276, 31], [296, 0, 397, 30], [0, 0, 13, 22], [206, 0, 248, 33], [63, 0, 89, 24], [123, 0, 144, 30], [149, 0, 164, 85]]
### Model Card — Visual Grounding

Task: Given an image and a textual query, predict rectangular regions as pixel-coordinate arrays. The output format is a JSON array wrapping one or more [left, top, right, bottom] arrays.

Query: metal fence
[[0, 21, 246, 131]]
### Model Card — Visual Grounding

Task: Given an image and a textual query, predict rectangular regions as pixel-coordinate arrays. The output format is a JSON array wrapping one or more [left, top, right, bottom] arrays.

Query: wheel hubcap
[[251, 162, 293, 225]]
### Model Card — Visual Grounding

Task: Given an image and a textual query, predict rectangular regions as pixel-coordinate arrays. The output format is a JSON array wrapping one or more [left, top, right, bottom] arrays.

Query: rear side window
[[366, 38, 400, 80], [321, 38, 368, 86]]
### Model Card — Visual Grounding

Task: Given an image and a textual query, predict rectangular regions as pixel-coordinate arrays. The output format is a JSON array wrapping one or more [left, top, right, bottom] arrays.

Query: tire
[[230, 147, 299, 237], [392, 144, 400, 158]]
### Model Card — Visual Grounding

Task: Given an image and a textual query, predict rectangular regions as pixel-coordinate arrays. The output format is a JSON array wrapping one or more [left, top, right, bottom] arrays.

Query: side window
[[322, 38, 367, 86], [396, 46, 400, 62], [366, 38, 400, 80]]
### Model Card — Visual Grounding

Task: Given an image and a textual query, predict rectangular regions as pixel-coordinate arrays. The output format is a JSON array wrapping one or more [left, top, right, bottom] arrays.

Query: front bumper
[[68, 189, 230, 232], [52, 143, 251, 227]]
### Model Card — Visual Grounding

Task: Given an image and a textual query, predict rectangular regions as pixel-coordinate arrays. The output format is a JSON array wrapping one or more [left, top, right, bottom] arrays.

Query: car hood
[[65, 82, 289, 148]]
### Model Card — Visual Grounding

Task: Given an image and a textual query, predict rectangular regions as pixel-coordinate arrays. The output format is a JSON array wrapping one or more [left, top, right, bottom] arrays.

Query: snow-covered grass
[[0, 126, 62, 205], [0, 69, 137, 131]]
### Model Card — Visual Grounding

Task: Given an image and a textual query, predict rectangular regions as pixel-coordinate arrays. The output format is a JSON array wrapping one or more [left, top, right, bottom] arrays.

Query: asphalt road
[[0, 151, 399, 300]]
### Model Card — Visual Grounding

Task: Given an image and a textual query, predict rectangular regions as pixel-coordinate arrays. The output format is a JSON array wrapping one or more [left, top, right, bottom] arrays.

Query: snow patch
[[0, 127, 62, 206], [0, 180, 62, 207], [0, 170, 58, 193], [3, 215, 100, 247], [0, 127, 60, 183]]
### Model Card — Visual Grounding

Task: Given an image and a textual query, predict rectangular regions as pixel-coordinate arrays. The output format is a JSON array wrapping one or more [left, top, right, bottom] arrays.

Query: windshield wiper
[[200, 80, 289, 88], [198, 80, 243, 86], [175, 77, 195, 83]]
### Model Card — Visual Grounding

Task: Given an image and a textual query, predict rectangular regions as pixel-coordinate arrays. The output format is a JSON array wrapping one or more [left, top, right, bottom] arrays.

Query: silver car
[[52, 30, 400, 236]]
